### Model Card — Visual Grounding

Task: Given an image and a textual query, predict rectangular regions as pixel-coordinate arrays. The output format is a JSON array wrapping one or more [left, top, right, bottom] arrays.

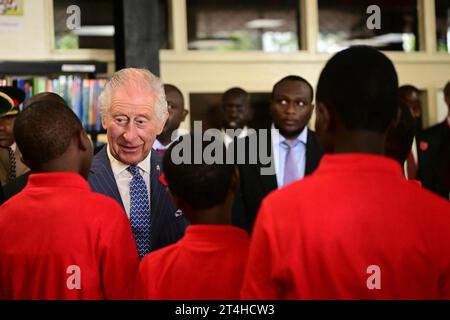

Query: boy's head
[[315, 46, 399, 153], [163, 135, 238, 223], [385, 101, 416, 166], [13, 93, 93, 178]]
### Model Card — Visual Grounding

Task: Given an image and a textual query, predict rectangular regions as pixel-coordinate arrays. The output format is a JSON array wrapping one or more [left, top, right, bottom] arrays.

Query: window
[[318, 0, 419, 53], [53, 0, 170, 50], [187, 0, 301, 51], [436, 0, 450, 53]]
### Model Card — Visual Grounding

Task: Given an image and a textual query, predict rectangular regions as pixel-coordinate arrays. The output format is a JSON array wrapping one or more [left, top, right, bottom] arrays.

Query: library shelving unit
[[0, 60, 109, 149]]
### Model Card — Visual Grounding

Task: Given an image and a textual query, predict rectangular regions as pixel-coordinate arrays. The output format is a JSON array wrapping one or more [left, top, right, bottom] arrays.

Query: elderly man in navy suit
[[88, 68, 188, 258]]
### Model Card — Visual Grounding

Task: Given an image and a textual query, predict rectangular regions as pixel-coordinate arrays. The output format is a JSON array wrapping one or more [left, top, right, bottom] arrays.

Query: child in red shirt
[[241, 46, 450, 300], [136, 137, 250, 299], [0, 94, 139, 299]]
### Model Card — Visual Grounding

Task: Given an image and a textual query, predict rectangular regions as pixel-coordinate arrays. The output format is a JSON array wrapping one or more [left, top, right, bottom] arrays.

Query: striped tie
[[128, 165, 151, 258], [8, 147, 16, 182]]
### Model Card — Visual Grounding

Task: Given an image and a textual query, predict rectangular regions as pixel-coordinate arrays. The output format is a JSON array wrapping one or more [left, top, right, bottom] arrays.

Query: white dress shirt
[[152, 129, 187, 151], [271, 123, 308, 188], [107, 145, 151, 218], [222, 126, 250, 149]]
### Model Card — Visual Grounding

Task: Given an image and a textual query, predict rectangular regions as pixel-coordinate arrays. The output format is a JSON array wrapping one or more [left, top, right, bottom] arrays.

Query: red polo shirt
[[0, 173, 139, 300], [241, 154, 450, 299], [136, 225, 250, 299]]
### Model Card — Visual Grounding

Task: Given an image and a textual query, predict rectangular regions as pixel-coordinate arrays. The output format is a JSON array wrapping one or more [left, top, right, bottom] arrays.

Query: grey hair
[[99, 68, 168, 123]]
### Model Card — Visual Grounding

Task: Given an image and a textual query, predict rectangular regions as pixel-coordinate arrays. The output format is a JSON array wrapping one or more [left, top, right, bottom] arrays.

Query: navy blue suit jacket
[[88, 146, 188, 252]]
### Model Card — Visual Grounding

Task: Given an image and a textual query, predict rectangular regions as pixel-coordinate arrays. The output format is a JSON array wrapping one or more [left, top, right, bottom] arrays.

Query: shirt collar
[[222, 126, 249, 139], [271, 123, 308, 146], [27, 172, 90, 190], [107, 144, 151, 177], [153, 129, 183, 151]]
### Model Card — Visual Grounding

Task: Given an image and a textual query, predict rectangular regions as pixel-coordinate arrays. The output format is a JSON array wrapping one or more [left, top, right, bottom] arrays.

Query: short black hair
[[222, 87, 249, 103], [164, 84, 184, 101], [316, 46, 398, 132], [385, 101, 416, 165], [398, 84, 419, 98], [163, 135, 234, 210], [444, 81, 450, 97], [14, 97, 83, 169], [272, 75, 314, 102]]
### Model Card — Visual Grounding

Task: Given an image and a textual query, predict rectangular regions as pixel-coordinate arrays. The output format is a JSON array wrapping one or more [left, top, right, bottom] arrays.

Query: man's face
[[103, 86, 164, 165], [403, 90, 422, 119], [270, 80, 314, 139], [160, 86, 187, 136], [222, 93, 250, 130], [0, 116, 16, 148]]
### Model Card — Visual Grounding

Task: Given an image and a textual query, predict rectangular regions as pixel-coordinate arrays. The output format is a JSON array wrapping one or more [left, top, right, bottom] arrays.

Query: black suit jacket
[[232, 129, 323, 233], [417, 121, 450, 199], [0, 171, 31, 205], [88, 146, 188, 252]]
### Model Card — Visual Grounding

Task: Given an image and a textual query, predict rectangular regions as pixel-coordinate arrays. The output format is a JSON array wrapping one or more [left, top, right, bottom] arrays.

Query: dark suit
[[88, 146, 188, 252], [232, 128, 323, 233], [417, 121, 450, 199], [0, 171, 30, 205]]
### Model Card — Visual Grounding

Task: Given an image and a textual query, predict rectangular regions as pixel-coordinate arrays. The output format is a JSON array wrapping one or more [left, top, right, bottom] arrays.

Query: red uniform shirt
[[0, 173, 139, 300], [136, 225, 250, 299], [241, 154, 450, 299]]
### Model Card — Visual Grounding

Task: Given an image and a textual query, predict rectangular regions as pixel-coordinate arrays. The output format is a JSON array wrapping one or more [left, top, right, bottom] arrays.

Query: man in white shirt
[[88, 68, 188, 257], [232, 76, 323, 233], [152, 84, 188, 155]]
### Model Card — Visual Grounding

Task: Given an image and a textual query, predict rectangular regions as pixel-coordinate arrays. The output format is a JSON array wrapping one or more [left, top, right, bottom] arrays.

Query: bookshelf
[[0, 60, 109, 149]]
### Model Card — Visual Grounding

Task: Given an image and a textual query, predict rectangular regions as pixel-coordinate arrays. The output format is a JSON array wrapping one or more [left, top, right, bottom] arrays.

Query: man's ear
[[20, 156, 31, 171], [391, 105, 402, 128], [182, 109, 189, 122], [315, 102, 330, 133], [229, 166, 240, 194], [445, 95, 450, 109], [101, 115, 108, 130], [77, 130, 91, 152], [166, 187, 191, 215], [156, 113, 168, 135]]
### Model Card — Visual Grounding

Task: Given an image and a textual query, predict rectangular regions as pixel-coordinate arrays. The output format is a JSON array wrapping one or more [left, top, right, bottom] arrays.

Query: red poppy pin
[[419, 141, 428, 151], [159, 172, 168, 187]]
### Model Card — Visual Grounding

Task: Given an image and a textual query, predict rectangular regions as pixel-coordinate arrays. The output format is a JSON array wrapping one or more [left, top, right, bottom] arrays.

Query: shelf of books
[[0, 61, 110, 147]]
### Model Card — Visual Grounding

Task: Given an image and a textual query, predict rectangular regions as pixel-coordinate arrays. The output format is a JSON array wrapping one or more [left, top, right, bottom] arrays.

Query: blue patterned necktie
[[128, 165, 151, 258]]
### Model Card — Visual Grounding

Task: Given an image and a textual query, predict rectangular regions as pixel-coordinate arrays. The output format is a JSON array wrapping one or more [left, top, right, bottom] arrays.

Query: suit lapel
[[0, 148, 9, 185], [89, 146, 124, 208], [256, 129, 278, 192], [149, 149, 168, 238], [305, 129, 323, 176]]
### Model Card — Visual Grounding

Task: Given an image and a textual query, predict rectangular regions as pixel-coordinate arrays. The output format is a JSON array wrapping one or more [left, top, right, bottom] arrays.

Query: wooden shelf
[[0, 61, 108, 76]]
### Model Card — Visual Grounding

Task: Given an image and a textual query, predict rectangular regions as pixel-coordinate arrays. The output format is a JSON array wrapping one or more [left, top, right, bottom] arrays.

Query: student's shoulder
[[83, 190, 126, 216], [411, 183, 450, 211], [140, 242, 180, 268], [265, 175, 317, 204]]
